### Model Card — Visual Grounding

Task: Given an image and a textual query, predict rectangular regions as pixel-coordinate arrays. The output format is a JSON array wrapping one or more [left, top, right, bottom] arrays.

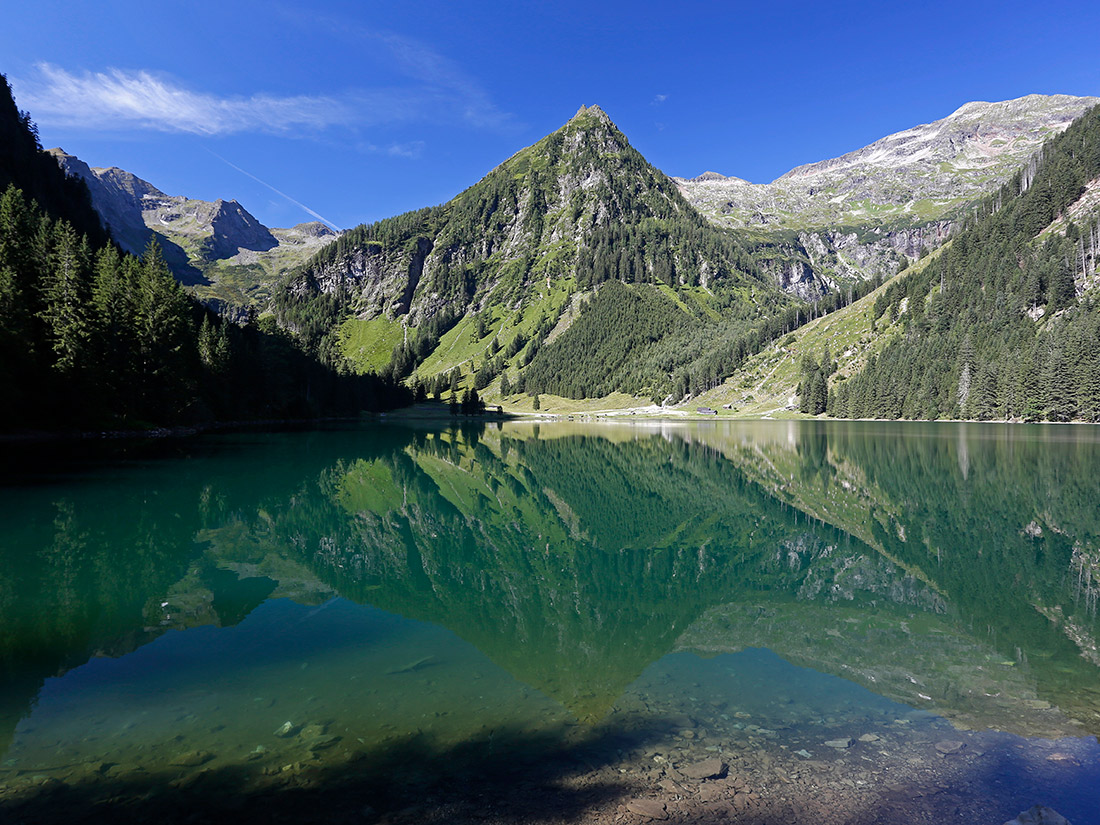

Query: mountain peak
[[569, 104, 612, 126]]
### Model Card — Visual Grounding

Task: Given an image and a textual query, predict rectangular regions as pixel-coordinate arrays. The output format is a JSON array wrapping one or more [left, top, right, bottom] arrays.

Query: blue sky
[[4, 0, 1099, 231]]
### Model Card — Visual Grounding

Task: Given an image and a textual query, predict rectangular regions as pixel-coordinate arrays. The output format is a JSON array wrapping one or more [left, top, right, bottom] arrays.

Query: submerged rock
[[306, 734, 340, 752], [170, 750, 214, 767], [1003, 806, 1071, 825], [934, 740, 965, 755], [681, 757, 727, 780], [824, 738, 853, 749], [274, 721, 300, 738], [626, 798, 668, 820]]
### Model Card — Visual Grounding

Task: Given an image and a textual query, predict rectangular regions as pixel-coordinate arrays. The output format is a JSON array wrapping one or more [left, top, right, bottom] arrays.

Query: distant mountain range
[[675, 94, 1100, 296], [54, 94, 1099, 312], [48, 148, 337, 311]]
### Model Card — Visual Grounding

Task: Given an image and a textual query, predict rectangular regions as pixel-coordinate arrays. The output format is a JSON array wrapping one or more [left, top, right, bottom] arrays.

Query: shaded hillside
[[0, 88, 410, 431], [0, 75, 107, 249]]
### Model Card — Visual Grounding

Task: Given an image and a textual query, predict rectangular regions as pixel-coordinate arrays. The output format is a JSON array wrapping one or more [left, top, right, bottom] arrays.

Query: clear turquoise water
[[2, 420, 1099, 824]]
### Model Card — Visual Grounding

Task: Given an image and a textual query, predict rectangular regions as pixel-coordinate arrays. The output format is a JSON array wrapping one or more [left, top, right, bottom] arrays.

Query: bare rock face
[[50, 154, 278, 263], [50, 149, 159, 255], [205, 199, 277, 259]]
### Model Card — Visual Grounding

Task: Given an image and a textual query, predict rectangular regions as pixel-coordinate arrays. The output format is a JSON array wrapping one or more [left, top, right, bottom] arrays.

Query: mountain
[[744, 101, 1100, 423], [48, 149, 337, 310], [278, 105, 806, 403], [677, 94, 1100, 297], [681, 94, 1099, 232]]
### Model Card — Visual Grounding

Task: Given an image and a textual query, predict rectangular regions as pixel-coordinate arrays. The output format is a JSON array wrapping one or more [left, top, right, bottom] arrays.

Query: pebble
[[934, 740, 965, 755], [824, 738, 853, 749]]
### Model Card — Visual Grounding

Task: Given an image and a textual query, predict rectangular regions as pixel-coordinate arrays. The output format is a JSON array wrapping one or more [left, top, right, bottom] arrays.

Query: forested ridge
[[0, 76, 409, 432], [829, 103, 1100, 422]]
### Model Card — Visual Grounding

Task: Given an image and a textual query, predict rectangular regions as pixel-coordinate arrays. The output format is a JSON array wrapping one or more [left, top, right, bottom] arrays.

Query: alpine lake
[[2, 419, 1100, 825]]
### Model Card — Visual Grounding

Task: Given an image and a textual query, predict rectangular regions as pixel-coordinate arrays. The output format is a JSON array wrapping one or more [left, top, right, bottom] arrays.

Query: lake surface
[[2, 420, 1099, 825]]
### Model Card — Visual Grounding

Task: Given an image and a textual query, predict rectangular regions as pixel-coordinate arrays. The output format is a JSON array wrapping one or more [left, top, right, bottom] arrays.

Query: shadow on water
[[21, 727, 1079, 825], [0, 723, 664, 825]]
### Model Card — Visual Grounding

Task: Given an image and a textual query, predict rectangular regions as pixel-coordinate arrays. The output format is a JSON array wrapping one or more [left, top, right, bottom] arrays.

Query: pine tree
[[40, 221, 91, 375]]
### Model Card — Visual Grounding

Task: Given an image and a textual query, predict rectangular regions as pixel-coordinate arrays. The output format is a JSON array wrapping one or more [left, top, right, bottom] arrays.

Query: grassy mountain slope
[[690, 246, 948, 416]]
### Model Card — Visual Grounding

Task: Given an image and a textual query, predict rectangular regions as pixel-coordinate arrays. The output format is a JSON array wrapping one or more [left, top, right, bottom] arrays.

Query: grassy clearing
[[689, 244, 949, 417], [338, 316, 404, 373]]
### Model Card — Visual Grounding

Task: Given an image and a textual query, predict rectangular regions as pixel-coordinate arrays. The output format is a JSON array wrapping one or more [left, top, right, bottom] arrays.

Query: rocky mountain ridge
[[49, 148, 337, 309], [676, 94, 1100, 298], [678, 94, 1100, 232]]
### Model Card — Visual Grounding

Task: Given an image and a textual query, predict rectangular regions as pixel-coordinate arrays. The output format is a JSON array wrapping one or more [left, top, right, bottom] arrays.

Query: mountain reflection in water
[[1, 420, 1099, 824]]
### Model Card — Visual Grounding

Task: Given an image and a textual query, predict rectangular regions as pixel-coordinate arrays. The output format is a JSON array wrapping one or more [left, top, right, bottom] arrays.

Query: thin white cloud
[[354, 140, 427, 160], [368, 31, 511, 130], [17, 63, 355, 136], [299, 13, 515, 131], [386, 141, 426, 159], [15, 50, 514, 138], [652, 94, 669, 105]]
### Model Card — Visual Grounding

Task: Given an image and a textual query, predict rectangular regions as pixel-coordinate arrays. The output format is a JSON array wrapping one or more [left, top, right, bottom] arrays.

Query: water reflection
[[2, 421, 1100, 822]]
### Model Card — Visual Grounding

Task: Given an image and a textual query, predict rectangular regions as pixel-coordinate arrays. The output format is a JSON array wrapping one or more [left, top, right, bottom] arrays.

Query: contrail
[[202, 147, 341, 231]]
